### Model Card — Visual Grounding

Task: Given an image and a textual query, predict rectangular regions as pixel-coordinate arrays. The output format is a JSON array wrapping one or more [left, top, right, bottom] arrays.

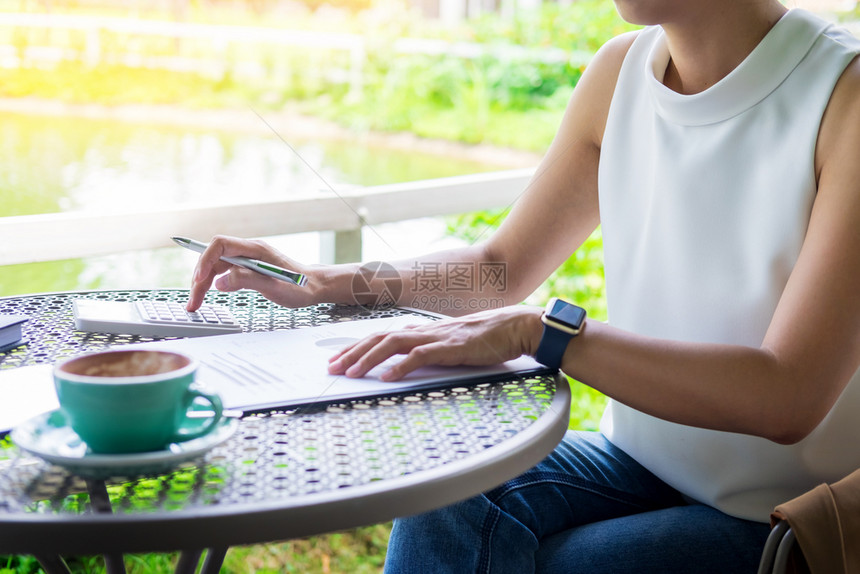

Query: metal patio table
[[0, 289, 570, 574]]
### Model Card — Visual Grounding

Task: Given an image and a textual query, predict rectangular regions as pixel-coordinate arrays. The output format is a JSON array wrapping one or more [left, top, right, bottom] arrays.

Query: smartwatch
[[535, 297, 586, 370]]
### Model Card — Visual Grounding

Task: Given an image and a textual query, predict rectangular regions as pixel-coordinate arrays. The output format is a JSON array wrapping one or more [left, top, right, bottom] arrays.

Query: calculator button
[[134, 301, 240, 330]]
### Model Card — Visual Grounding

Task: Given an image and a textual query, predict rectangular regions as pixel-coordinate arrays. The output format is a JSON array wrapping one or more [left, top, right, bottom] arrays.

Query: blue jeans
[[384, 431, 770, 573]]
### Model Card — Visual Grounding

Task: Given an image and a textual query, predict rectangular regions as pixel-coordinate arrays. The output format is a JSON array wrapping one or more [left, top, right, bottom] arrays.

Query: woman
[[187, 0, 860, 570]]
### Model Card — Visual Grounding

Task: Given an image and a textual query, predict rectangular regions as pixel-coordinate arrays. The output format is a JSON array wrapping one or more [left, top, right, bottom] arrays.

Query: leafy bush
[[467, 1, 636, 53]]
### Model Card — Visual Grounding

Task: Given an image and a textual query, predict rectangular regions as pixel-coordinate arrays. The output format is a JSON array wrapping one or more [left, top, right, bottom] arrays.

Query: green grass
[[1, 526, 390, 574]]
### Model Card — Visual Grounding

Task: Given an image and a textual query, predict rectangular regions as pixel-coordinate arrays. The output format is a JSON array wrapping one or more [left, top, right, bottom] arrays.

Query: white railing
[[0, 168, 535, 266]]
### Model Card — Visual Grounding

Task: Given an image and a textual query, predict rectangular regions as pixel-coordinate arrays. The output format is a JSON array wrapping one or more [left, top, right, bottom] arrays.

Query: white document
[[133, 314, 547, 411], [0, 365, 58, 433]]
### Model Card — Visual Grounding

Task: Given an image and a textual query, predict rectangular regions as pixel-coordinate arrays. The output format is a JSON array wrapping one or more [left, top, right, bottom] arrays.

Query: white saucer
[[10, 410, 239, 479]]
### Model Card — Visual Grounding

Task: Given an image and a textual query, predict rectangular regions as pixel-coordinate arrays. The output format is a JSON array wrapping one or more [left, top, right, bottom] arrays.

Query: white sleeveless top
[[598, 9, 860, 521]]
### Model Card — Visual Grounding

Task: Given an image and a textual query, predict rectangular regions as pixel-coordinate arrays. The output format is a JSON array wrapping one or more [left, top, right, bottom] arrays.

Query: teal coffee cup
[[54, 349, 223, 454]]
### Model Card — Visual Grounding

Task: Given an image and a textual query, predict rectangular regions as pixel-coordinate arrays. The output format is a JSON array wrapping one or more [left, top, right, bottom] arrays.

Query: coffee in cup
[[54, 349, 222, 454]]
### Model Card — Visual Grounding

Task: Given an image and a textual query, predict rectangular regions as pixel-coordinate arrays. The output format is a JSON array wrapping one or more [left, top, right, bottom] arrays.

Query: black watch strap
[[535, 324, 574, 370], [534, 298, 586, 370]]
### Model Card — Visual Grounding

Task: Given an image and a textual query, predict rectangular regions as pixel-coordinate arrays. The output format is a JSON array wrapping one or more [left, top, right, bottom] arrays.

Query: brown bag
[[770, 468, 860, 574]]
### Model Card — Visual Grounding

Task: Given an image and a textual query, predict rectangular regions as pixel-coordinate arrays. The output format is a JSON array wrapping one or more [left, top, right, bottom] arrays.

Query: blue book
[[0, 315, 27, 352]]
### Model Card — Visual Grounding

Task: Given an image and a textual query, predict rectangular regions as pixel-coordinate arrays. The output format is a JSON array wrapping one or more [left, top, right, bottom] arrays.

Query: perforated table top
[[0, 290, 569, 557]]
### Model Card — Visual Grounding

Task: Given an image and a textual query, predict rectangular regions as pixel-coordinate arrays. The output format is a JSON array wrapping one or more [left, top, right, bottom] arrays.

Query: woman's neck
[[661, 1, 788, 95]]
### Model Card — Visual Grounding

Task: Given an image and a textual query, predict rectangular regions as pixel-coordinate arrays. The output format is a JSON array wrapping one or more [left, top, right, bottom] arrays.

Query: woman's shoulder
[[833, 55, 860, 100], [579, 30, 648, 109], [569, 30, 641, 146], [591, 30, 640, 74], [816, 54, 860, 177]]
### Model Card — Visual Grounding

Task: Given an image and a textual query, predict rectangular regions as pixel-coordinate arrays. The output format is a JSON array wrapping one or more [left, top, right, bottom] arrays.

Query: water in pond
[[0, 110, 501, 297]]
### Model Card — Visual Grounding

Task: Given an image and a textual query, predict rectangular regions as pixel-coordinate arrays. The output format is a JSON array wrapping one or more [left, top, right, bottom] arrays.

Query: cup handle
[[173, 386, 224, 442]]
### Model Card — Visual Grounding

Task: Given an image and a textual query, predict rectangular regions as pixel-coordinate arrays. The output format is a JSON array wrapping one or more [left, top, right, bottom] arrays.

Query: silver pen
[[172, 236, 309, 287]]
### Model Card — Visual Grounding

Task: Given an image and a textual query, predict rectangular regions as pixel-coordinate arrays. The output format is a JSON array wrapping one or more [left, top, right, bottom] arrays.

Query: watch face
[[547, 298, 586, 330]]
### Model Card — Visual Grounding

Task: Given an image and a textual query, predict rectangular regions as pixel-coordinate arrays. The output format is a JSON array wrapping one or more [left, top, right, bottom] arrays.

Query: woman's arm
[[331, 56, 860, 446]]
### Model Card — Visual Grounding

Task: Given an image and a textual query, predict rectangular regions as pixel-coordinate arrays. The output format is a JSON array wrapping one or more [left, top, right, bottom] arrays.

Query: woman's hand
[[327, 305, 545, 381], [186, 235, 322, 311]]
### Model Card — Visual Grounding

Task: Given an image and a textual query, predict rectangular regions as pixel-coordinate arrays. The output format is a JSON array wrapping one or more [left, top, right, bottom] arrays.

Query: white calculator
[[73, 299, 243, 338]]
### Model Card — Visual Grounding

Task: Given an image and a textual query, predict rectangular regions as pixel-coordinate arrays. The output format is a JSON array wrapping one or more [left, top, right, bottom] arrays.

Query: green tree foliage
[[0, 0, 636, 152]]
